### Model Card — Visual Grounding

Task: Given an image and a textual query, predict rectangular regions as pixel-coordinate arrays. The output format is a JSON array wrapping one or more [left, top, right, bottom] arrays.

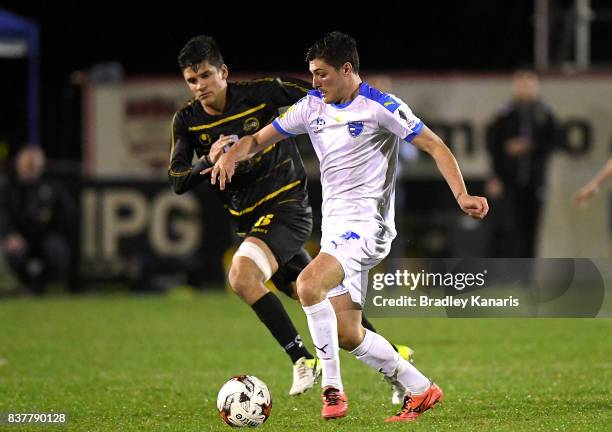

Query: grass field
[[0, 291, 610, 431]]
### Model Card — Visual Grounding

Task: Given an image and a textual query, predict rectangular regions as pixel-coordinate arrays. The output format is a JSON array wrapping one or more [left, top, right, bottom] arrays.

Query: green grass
[[0, 292, 610, 431]]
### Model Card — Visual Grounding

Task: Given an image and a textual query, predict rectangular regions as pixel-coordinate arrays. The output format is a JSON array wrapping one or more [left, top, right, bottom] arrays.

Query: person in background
[[0, 146, 76, 295], [485, 69, 560, 257]]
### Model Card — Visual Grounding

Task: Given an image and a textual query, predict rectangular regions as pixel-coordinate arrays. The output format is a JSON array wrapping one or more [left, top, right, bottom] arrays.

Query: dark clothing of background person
[[485, 99, 559, 257], [0, 174, 76, 294]]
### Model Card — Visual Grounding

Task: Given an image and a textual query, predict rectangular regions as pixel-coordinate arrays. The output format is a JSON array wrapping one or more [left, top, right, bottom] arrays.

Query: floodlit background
[[1, 2, 611, 293], [0, 2, 610, 431]]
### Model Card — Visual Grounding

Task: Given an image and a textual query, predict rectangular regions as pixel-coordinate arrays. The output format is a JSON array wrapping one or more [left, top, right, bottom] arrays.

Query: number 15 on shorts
[[254, 214, 274, 227]]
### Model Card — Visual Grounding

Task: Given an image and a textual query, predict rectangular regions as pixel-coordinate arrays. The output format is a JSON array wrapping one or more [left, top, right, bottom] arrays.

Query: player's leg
[[329, 293, 442, 422], [331, 293, 419, 382], [270, 247, 310, 300], [274, 247, 410, 400], [274, 249, 411, 346], [360, 313, 414, 404], [274, 249, 402, 339], [331, 295, 413, 403], [318, 226, 441, 421], [296, 252, 348, 419], [228, 237, 315, 391], [244, 204, 323, 395], [228, 237, 278, 305], [297, 227, 399, 419], [268, 248, 320, 394], [360, 316, 413, 360]]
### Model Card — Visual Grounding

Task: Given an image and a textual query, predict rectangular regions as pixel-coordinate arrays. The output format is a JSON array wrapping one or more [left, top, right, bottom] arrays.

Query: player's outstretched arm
[[209, 123, 286, 190], [574, 157, 612, 208], [412, 126, 489, 219]]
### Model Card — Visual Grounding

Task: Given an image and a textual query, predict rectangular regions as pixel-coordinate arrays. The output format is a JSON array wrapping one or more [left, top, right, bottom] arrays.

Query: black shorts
[[246, 202, 312, 265], [246, 202, 313, 297]]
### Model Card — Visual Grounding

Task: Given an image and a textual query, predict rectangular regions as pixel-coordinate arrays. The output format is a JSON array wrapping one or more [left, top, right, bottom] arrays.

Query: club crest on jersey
[[243, 117, 260, 132], [199, 133, 212, 146], [348, 121, 364, 137]]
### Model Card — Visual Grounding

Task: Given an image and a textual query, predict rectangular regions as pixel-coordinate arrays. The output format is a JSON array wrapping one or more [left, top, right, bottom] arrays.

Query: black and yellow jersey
[[168, 77, 311, 234]]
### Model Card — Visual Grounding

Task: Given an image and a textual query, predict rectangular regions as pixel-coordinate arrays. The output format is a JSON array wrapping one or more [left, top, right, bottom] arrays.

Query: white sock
[[351, 329, 429, 394], [351, 329, 399, 375], [396, 359, 430, 395], [302, 298, 342, 391]]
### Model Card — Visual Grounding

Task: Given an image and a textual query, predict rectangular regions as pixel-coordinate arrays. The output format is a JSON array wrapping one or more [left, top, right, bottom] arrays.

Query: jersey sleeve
[[168, 111, 207, 194], [377, 97, 425, 142], [272, 96, 309, 137]]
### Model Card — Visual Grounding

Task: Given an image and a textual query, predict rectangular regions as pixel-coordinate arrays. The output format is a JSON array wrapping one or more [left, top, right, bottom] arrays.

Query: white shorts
[[319, 224, 392, 307]]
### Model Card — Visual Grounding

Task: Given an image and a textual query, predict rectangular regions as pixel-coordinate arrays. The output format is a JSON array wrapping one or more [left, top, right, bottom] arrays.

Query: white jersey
[[272, 82, 424, 240]]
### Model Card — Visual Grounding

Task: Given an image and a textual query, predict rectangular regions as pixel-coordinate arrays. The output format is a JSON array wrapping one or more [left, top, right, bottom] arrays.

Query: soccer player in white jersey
[[209, 32, 489, 422]]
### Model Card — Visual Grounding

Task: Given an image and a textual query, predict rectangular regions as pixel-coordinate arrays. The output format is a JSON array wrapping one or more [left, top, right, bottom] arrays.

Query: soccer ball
[[217, 375, 272, 427]]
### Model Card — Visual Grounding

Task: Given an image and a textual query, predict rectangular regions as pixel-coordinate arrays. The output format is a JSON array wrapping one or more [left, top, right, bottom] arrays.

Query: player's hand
[[209, 134, 238, 164], [210, 152, 237, 190], [458, 193, 489, 219], [574, 181, 598, 209]]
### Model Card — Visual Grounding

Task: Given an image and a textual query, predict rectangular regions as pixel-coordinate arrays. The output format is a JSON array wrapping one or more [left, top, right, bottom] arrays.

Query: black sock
[[251, 292, 313, 363], [361, 315, 377, 332], [362, 316, 398, 352]]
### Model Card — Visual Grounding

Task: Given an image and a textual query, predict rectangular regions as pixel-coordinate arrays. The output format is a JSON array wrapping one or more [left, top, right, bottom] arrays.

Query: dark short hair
[[305, 31, 360, 73], [178, 35, 224, 71], [513, 65, 540, 78]]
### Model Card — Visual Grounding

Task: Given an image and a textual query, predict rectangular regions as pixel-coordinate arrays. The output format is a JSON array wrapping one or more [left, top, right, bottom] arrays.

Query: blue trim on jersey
[[326, 82, 402, 111], [332, 99, 354, 109], [360, 82, 401, 113], [403, 121, 424, 142], [308, 89, 323, 99], [331, 82, 367, 109], [272, 119, 295, 137], [331, 82, 370, 109]]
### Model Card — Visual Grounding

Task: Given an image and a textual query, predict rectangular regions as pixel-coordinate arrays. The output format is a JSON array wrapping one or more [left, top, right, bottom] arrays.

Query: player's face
[[183, 61, 228, 107], [309, 58, 346, 104]]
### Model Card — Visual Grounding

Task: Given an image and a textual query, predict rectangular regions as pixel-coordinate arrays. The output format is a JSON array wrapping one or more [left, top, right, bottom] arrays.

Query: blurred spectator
[[485, 70, 560, 257], [0, 146, 76, 295], [574, 157, 612, 208]]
